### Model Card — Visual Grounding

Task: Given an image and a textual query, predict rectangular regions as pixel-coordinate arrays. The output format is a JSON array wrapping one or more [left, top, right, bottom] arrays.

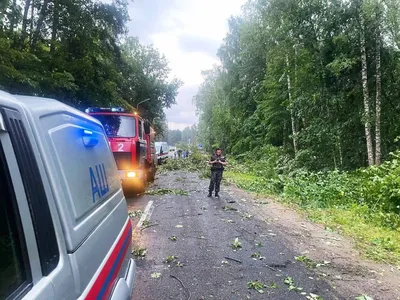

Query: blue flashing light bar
[[85, 107, 125, 113], [83, 129, 93, 135]]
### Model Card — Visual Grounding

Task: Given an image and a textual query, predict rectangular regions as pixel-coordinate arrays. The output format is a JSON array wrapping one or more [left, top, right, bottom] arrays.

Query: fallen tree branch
[[224, 256, 242, 264], [140, 223, 159, 232], [170, 275, 191, 300], [265, 265, 278, 272]]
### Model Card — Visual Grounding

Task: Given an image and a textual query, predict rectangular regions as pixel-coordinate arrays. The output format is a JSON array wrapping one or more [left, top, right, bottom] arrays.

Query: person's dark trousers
[[209, 170, 223, 195]]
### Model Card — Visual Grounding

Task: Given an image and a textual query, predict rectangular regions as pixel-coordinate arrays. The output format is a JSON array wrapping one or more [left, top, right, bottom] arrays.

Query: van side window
[[0, 141, 32, 299], [138, 120, 143, 139], [2, 108, 59, 275]]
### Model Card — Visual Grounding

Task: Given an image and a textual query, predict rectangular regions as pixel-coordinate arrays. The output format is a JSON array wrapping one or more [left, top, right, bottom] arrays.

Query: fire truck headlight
[[127, 171, 136, 178]]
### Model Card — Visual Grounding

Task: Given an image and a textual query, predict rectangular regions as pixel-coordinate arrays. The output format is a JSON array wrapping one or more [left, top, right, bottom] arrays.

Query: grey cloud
[[127, 0, 182, 44], [177, 34, 220, 57], [166, 85, 199, 126]]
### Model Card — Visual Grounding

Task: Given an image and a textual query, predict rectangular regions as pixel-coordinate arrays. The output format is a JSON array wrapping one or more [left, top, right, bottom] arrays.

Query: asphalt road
[[127, 171, 343, 300]]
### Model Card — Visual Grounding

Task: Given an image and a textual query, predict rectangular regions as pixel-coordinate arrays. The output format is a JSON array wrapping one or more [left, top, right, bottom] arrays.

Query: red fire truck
[[85, 107, 157, 193]]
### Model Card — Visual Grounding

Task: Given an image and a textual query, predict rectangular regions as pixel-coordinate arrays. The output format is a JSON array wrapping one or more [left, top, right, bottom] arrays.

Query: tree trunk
[[360, 10, 375, 166], [30, 0, 35, 43], [31, 0, 50, 47], [283, 119, 287, 151], [9, 0, 17, 34], [20, 0, 32, 46], [375, 8, 382, 165], [338, 137, 343, 168], [286, 54, 298, 154], [50, 0, 59, 53]]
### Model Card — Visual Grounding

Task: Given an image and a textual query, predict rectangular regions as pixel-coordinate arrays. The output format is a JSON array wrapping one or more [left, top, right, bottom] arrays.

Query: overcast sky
[[126, 0, 245, 130]]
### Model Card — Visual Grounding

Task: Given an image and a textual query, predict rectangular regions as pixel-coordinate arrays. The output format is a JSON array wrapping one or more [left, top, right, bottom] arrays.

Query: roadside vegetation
[[224, 149, 400, 265], [164, 146, 400, 264], [162, 143, 400, 264], [0, 0, 181, 135], [190, 0, 400, 266]]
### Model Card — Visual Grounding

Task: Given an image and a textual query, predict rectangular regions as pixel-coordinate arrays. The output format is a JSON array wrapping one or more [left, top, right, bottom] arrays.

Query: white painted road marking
[[135, 200, 154, 230]]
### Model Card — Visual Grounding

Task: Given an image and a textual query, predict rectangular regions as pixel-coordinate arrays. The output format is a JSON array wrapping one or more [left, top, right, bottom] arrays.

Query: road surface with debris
[[126, 170, 399, 300]]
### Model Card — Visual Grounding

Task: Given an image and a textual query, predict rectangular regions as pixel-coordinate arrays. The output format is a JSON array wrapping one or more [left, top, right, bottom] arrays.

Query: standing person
[[207, 148, 227, 198]]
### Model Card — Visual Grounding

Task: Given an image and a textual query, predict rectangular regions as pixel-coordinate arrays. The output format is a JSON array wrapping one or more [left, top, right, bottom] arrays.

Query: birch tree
[[375, 2, 382, 165], [359, 3, 375, 166]]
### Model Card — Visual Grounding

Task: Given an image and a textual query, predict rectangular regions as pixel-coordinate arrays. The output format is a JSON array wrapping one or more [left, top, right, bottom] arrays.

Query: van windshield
[[155, 143, 161, 154], [92, 114, 136, 138]]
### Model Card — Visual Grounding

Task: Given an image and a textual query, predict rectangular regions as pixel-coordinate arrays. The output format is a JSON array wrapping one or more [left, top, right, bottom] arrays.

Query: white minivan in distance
[[155, 141, 168, 165], [0, 90, 135, 300]]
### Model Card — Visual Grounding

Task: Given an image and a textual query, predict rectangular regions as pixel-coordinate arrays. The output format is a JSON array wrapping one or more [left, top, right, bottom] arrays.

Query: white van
[[0, 91, 135, 299], [155, 141, 168, 165]]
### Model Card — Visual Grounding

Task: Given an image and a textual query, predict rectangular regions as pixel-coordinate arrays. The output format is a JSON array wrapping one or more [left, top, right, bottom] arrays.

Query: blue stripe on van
[[96, 231, 131, 299]]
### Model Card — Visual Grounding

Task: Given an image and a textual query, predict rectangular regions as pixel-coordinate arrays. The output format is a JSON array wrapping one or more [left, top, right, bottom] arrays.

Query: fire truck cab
[[86, 107, 157, 193]]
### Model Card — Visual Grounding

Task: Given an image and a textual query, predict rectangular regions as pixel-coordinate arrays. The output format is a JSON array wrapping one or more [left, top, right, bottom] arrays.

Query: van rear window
[[92, 115, 136, 138]]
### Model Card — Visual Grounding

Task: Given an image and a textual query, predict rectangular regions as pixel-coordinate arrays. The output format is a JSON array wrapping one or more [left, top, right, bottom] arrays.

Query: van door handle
[[82, 129, 99, 147]]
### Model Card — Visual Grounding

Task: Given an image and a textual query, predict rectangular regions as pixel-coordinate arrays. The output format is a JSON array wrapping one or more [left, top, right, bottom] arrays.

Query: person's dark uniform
[[208, 153, 226, 198]]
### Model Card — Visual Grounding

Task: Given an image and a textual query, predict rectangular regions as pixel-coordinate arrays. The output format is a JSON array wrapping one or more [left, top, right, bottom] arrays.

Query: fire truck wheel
[[148, 165, 156, 182], [137, 173, 147, 193]]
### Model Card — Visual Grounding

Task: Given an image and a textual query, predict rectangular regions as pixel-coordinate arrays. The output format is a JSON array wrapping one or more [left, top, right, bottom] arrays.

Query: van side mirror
[[144, 121, 150, 134]]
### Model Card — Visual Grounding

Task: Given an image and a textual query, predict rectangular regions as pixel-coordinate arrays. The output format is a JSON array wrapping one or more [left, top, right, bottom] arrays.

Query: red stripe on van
[[85, 219, 132, 300]]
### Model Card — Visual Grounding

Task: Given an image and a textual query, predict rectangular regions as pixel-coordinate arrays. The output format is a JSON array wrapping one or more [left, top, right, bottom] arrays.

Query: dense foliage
[[195, 0, 400, 171], [0, 0, 181, 133], [194, 0, 400, 262], [166, 126, 198, 146]]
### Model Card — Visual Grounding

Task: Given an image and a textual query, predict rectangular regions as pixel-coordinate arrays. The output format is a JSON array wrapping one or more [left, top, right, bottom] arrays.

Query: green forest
[[194, 0, 400, 263], [166, 126, 198, 146], [0, 0, 181, 134]]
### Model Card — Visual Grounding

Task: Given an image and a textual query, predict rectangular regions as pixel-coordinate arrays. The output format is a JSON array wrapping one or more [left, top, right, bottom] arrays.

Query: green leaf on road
[[145, 188, 189, 196], [231, 238, 242, 250], [269, 281, 279, 289], [128, 210, 143, 218], [247, 280, 267, 294], [284, 277, 303, 291], [164, 255, 178, 263], [133, 247, 147, 258], [151, 272, 161, 279]]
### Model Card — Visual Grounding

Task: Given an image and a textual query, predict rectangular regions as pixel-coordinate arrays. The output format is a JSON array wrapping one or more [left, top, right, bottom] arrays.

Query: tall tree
[[20, 0, 31, 46], [286, 54, 298, 154], [359, 1, 375, 166], [31, 0, 50, 46], [375, 1, 382, 165]]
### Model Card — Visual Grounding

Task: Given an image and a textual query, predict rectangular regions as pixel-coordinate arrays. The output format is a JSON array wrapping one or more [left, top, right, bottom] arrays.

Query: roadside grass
[[306, 207, 400, 264], [224, 170, 400, 266], [224, 172, 275, 197]]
